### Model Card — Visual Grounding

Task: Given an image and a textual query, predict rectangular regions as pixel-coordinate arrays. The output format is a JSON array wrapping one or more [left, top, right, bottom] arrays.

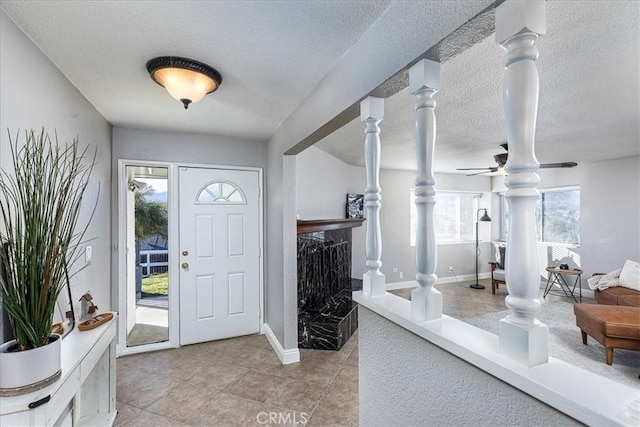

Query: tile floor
[[116, 329, 358, 426], [116, 278, 575, 426], [389, 278, 510, 319]]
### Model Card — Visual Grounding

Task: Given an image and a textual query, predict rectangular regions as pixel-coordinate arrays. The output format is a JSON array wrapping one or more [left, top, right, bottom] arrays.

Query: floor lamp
[[470, 208, 492, 290]]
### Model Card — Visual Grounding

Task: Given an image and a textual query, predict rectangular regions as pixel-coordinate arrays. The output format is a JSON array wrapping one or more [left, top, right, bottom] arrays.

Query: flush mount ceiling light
[[146, 56, 222, 109]]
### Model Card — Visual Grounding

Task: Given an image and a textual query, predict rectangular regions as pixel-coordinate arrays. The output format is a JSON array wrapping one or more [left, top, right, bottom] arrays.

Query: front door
[[178, 167, 261, 345]]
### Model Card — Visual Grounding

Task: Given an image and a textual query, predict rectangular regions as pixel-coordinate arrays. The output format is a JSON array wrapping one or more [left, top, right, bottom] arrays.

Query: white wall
[[296, 147, 529, 285], [295, 146, 364, 220], [295, 147, 504, 284], [491, 156, 640, 288], [380, 169, 493, 283], [0, 11, 112, 324], [265, 0, 498, 349], [111, 127, 266, 169], [580, 156, 640, 277], [295, 147, 366, 278], [359, 306, 579, 426], [111, 126, 267, 314]]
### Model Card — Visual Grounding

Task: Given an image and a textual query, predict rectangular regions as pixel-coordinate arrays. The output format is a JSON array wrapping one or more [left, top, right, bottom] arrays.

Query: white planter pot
[[0, 334, 61, 395]]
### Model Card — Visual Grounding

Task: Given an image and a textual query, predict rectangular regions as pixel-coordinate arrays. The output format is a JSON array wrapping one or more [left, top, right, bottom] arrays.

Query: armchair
[[488, 262, 505, 295], [488, 242, 506, 295]]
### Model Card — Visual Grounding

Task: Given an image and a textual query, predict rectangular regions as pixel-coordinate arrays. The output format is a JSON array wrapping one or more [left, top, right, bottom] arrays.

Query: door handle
[[181, 262, 189, 269], [182, 250, 189, 256]]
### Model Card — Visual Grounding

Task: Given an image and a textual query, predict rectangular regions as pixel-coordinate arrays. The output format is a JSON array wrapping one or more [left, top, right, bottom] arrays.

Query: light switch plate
[[85, 245, 92, 263]]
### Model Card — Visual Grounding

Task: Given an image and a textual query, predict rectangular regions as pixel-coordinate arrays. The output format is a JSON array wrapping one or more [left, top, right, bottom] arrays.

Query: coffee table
[[544, 266, 583, 303]]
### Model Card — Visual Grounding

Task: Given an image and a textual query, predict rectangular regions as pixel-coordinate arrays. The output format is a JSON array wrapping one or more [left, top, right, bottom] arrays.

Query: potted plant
[[0, 128, 95, 395]]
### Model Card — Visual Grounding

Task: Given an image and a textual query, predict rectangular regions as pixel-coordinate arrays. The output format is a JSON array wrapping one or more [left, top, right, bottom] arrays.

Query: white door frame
[[117, 159, 178, 356], [116, 160, 264, 357]]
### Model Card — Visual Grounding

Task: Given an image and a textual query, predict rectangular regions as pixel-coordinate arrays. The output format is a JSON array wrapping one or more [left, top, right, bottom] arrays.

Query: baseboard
[[263, 323, 300, 365], [438, 272, 491, 285], [383, 275, 597, 299], [540, 280, 594, 300], [384, 273, 492, 290], [385, 281, 417, 290]]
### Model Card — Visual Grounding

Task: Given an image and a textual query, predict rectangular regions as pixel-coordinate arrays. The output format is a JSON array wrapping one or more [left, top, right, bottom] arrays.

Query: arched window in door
[[195, 180, 246, 204]]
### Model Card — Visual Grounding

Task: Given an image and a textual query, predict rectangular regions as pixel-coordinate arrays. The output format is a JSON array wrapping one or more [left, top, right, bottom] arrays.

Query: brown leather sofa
[[593, 280, 640, 307]]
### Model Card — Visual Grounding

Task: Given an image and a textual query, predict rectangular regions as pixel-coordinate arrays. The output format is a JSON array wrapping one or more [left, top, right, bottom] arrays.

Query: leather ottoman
[[573, 303, 640, 365]]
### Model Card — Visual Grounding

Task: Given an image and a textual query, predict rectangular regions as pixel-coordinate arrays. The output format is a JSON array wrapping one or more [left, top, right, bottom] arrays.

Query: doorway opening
[[125, 165, 169, 347], [118, 161, 264, 355]]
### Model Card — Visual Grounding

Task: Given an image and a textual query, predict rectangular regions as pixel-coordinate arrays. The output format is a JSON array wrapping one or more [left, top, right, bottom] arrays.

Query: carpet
[[466, 300, 640, 390]]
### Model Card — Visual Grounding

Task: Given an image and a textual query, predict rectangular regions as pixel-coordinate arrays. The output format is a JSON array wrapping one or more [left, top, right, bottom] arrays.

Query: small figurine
[[79, 292, 98, 321]]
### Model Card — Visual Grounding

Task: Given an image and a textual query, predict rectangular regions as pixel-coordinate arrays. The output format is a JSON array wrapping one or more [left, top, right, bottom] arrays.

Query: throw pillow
[[619, 259, 640, 291]]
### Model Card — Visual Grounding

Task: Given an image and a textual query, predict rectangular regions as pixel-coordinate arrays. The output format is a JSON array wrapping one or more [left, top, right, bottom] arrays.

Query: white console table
[[0, 313, 117, 426]]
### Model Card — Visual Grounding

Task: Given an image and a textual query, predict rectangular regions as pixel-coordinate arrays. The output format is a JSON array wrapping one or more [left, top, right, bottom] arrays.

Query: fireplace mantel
[[297, 218, 365, 235]]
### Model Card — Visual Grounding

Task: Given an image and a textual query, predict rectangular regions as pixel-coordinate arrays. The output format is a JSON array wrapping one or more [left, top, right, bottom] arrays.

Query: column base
[[499, 316, 549, 367], [411, 287, 442, 321], [363, 271, 385, 296]]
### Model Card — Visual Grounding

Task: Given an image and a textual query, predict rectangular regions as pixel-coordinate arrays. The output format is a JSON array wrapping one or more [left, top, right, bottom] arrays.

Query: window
[[500, 186, 580, 245], [410, 191, 480, 245], [196, 181, 246, 204]]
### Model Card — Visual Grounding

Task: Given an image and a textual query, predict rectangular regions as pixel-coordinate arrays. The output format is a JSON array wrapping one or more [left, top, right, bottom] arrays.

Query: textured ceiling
[[315, 0, 640, 172], [0, 1, 392, 140], [2, 1, 638, 173]]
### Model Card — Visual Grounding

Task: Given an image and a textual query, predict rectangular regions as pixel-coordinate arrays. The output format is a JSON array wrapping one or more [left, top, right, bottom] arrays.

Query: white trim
[[263, 323, 300, 365], [117, 160, 179, 356], [353, 291, 639, 426], [386, 276, 595, 301], [385, 273, 492, 290], [167, 164, 180, 347], [116, 160, 264, 356], [437, 272, 491, 285], [117, 340, 175, 357], [581, 288, 594, 299], [258, 168, 265, 335], [385, 281, 419, 291], [117, 160, 126, 356], [539, 185, 580, 193]]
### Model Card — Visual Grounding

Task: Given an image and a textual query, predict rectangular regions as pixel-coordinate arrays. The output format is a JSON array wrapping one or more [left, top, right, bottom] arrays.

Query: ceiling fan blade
[[540, 162, 578, 169]]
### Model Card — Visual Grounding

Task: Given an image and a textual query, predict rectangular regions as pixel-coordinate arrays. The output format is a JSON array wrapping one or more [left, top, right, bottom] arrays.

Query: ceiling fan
[[456, 143, 578, 176]]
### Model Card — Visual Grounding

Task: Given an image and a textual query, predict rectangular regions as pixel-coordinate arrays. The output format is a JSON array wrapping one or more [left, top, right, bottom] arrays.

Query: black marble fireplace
[[297, 219, 364, 351]]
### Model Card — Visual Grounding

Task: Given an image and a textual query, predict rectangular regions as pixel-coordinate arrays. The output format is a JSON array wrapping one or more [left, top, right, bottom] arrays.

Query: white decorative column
[[496, 0, 549, 367], [361, 97, 386, 296], [409, 60, 442, 321]]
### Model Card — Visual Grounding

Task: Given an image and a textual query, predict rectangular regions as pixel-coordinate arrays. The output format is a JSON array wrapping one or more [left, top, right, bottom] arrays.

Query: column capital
[[409, 59, 441, 94], [360, 96, 384, 122], [496, 0, 545, 45]]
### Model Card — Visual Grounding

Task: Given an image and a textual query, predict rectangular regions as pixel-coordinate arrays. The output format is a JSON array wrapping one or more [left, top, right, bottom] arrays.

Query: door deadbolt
[[182, 250, 189, 256], [181, 262, 189, 269]]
